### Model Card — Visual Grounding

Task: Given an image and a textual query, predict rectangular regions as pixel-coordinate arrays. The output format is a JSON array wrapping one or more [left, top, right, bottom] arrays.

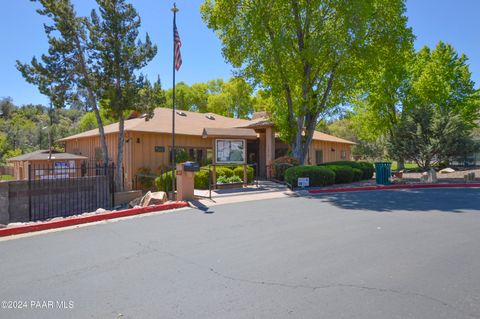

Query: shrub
[[217, 175, 229, 184], [233, 166, 254, 183], [272, 156, 300, 181], [217, 175, 243, 184], [175, 149, 189, 163], [284, 165, 335, 188], [228, 175, 243, 183], [324, 165, 354, 184], [155, 171, 175, 192], [352, 168, 363, 182], [194, 170, 210, 189], [215, 167, 234, 178], [323, 160, 374, 180], [357, 161, 375, 179], [136, 167, 155, 189]]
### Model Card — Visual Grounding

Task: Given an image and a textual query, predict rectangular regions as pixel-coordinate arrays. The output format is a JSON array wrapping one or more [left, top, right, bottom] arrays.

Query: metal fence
[[0, 165, 14, 176], [28, 162, 115, 221], [133, 163, 259, 201]]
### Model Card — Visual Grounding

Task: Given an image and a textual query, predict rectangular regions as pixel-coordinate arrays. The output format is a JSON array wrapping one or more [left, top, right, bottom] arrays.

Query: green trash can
[[374, 162, 392, 185]]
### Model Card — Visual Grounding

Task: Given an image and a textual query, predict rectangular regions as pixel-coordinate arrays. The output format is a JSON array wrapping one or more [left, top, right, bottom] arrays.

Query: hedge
[[352, 168, 363, 182], [284, 165, 335, 188], [216, 167, 234, 178], [322, 160, 374, 180], [193, 165, 255, 189], [233, 166, 254, 183], [272, 156, 300, 181], [155, 171, 175, 192], [194, 170, 210, 189], [324, 165, 354, 184]]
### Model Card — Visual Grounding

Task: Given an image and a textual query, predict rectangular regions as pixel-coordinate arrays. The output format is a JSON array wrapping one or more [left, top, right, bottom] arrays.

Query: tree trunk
[[90, 95, 109, 166], [115, 112, 125, 192], [73, 35, 109, 166], [397, 158, 405, 170]]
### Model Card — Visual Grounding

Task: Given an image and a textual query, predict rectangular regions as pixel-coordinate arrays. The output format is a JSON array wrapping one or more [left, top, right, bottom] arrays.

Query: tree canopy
[[201, 0, 412, 163]]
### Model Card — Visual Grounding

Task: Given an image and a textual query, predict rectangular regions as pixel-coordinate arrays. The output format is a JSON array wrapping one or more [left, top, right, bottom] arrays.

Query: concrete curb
[[0, 202, 189, 238], [308, 183, 480, 194]]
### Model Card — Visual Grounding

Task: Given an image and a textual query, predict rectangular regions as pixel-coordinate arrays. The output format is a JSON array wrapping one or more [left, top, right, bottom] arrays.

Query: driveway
[[1, 188, 479, 319]]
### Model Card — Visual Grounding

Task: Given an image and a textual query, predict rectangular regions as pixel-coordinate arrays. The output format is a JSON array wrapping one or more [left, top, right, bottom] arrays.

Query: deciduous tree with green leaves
[[388, 42, 480, 168], [201, 0, 411, 164]]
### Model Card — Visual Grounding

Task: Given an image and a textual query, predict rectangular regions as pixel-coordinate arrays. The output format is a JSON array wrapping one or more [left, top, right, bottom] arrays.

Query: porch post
[[265, 127, 275, 178]]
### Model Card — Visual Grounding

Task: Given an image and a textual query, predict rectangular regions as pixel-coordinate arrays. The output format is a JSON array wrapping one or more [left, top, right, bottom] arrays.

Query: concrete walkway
[[192, 180, 294, 208]]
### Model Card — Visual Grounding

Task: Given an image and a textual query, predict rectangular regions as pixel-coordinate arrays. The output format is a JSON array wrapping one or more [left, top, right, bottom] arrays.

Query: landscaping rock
[[139, 191, 168, 207], [439, 168, 455, 174], [95, 208, 108, 214], [128, 196, 142, 208]]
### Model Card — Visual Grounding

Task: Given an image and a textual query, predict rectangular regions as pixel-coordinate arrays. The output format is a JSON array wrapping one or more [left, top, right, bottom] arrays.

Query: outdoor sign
[[54, 161, 69, 172], [298, 177, 310, 187], [215, 139, 246, 164]]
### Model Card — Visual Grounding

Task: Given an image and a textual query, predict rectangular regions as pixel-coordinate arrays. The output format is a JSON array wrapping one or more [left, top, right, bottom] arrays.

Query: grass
[[0, 175, 15, 181], [390, 162, 419, 171]]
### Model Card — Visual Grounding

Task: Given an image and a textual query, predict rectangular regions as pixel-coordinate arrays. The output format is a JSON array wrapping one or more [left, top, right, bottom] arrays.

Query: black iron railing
[[28, 162, 116, 221]]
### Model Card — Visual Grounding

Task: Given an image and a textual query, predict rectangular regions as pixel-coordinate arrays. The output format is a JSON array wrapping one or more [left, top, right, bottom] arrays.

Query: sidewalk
[[192, 180, 294, 208]]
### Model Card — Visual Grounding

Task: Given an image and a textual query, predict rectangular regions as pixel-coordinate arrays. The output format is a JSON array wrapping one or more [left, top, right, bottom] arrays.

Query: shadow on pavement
[[306, 188, 480, 213], [189, 200, 215, 214]]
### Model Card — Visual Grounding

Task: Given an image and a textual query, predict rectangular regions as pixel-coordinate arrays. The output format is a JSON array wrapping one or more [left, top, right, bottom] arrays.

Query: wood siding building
[[58, 108, 355, 190]]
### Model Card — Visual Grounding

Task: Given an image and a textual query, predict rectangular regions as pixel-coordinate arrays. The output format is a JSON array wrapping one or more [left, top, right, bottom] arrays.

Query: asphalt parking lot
[[1, 188, 479, 319]]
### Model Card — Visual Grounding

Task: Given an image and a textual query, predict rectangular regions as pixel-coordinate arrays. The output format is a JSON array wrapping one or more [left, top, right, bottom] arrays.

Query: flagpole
[[171, 3, 179, 201]]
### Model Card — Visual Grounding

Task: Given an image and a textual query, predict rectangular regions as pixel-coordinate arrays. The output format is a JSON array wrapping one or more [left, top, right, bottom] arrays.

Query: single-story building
[[7, 150, 88, 180], [58, 108, 355, 190]]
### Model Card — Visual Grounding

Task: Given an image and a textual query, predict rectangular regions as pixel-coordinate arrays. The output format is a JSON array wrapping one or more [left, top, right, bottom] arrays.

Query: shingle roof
[[58, 108, 251, 141], [7, 150, 88, 162], [57, 107, 355, 145], [312, 131, 356, 145], [202, 128, 258, 139]]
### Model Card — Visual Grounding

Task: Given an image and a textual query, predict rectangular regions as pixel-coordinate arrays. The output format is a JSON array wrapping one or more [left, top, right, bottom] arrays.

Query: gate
[[28, 162, 115, 221]]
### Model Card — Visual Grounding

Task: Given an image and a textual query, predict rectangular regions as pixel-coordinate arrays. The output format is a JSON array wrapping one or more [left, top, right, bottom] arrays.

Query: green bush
[[227, 175, 242, 183], [357, 161, 375, 179], [284, 165, 335, 188], [216, 167, 234, 178], [272, 156, 300, 181], [233, 166, 254, 183], [324, 165, 354, 184], [323, 160, 374, 180], [217, 175, 229, 183], [352, 168, 363, 182], [175, 149, 189, 163], [155, 171, 175, 192], [194, 170, 210, 189], [136, 167, 155, 189]]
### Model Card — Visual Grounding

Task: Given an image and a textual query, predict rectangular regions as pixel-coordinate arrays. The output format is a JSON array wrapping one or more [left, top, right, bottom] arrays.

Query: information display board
[[215, 139, 246, 164]]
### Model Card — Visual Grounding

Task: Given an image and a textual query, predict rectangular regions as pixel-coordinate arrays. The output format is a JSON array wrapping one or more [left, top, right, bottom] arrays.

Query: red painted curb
[[308, 183, 480, 194], [0, 202, 189, 238]]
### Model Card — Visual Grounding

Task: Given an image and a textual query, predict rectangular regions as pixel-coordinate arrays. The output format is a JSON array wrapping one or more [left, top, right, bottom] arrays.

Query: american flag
[[174, 22, 182, 71]]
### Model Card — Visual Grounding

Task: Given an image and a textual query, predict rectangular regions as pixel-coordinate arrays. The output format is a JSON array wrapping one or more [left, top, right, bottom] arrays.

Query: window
[[94, 147, 103, 161], [169, 147, 210, 165], [315, 150, 323, 165], [341, 150, 347, 159]]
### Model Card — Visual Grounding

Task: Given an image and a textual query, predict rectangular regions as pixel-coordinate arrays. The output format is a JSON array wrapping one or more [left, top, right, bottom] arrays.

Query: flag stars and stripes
[[174, 23, 182, 71]]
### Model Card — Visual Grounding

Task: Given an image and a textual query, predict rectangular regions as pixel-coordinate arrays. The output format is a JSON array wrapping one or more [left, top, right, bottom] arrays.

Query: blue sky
[[0, 0, 479, 106]]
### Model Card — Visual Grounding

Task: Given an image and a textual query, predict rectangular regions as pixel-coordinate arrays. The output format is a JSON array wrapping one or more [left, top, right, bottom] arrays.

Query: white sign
[[298, 177, 310, 187], [215, 139, 246, 164]]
